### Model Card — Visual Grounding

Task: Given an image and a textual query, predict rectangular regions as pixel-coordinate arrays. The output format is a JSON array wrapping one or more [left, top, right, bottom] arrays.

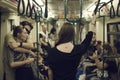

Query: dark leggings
[[15, 67, 34, 80]]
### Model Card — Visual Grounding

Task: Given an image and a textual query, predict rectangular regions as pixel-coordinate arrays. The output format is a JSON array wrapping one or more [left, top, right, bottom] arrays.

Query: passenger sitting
[[94, 43, 118, 80], [76, 45, 98, 80], [85, 46, 98, 80]]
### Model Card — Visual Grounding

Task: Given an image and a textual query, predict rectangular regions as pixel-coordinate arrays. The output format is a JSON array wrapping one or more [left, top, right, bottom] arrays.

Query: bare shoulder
[[56, 42, 74, 53]]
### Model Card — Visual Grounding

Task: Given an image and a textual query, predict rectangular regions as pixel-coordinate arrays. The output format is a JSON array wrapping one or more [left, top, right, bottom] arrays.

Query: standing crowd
[[3, 14, 120, 80]]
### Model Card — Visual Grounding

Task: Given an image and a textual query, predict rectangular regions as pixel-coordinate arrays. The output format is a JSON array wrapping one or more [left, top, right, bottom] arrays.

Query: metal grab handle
[[26, 0, 32, 17], [31, 4, 37, 20], [32, 0, 43, 21], [17, 0, 25, 15], [99, 0, 112, 10], [117, 0, 120, 17], [94, 0, 101, 15], [35, 8, 41, 22], [64, 0, 82, 23], [110, 1, 115, 18]]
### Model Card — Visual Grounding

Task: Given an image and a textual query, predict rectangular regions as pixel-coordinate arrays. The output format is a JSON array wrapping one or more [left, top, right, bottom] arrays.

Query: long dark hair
[[103, 43, 113, 55], [55, 22, 75, 46], [103, 43, 115, 61]]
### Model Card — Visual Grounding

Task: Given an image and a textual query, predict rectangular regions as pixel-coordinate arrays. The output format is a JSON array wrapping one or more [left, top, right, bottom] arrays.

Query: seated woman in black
[[47, 22, 93, 80]]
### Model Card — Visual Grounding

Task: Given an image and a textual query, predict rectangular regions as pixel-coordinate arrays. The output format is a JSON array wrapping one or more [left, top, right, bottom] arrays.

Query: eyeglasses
[[25, 28, 30, 34]]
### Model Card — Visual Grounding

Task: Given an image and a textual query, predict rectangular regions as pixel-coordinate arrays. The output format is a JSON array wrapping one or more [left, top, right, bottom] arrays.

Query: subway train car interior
[[0, 0, 120, 80]]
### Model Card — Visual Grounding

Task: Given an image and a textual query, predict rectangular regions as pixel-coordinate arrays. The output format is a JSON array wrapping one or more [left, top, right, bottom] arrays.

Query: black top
[[105, 60, 118, 73], [47, 31, 93, 80]]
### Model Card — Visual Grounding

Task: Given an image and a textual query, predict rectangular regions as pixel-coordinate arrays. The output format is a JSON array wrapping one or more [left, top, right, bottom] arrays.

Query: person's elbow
[[8, 42, 19, 49]]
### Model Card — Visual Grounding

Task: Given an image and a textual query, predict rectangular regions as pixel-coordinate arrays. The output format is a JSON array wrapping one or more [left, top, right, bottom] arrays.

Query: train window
[[107, 22, 120, 53]]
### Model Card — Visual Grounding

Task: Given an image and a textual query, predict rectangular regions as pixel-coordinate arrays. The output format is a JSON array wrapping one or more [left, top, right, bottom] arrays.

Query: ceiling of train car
[[47, 0, 95, 17], [0, 0, 96, 18]]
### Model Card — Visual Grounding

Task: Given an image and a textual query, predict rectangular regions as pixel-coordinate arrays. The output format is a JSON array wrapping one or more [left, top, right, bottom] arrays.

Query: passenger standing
[[3, 21, 35, 80], [39, 24, 50, 49], [39, 24, 51, 58], [7, 21, 35, 49], [8, 26, 35, 80], [49, 28, 58, 47], [47, 22, 93, 80], [39, 24, 51, 80]]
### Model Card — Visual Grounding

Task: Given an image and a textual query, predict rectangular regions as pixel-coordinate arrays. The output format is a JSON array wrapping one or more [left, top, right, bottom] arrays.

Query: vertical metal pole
[[64, 0, 67, 19], [36, 19, 39, 79], [103, 17, 105, 44], [102, 16, 105, 80], [79, 0, 82, 18]]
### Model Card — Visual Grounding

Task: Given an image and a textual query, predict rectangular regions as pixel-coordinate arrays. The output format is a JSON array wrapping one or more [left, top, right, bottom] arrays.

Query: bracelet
[[19, 42, 23, 47]]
